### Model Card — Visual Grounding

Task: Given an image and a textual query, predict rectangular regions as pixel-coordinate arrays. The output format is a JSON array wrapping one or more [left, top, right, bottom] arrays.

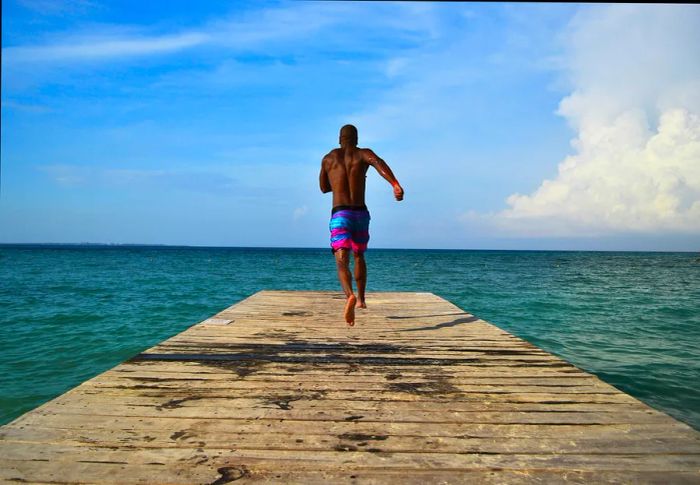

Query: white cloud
[[38, 164, 237, 192], [492, 5, 700, 236], [4, 32, 209, 63], [293, 205, 309, 221], [2, 2, 331, 65], [39, 164, 87, 186], [17, 0, 96, 15], [3, 2, 427, 66], [496, 109, 700, 235], [1, 99, 53, 113]]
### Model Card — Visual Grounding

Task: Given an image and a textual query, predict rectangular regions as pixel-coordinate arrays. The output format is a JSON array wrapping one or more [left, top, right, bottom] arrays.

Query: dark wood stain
[[210, 466, 250, 484]]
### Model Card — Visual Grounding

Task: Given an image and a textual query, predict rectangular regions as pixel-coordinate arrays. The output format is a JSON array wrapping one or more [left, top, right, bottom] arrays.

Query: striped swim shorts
[[329, 205, 371, 255]]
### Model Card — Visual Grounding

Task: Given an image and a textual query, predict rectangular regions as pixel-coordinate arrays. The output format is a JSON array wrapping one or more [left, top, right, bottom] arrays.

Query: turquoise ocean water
[[1, 245, 699, 430]]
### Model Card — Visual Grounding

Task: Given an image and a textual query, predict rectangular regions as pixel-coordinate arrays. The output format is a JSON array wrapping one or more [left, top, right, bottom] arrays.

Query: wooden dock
[[2, 290, 699, 484]]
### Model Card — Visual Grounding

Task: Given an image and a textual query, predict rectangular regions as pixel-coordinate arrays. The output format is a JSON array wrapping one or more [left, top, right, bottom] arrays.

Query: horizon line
[[0, 242, 697, 254]]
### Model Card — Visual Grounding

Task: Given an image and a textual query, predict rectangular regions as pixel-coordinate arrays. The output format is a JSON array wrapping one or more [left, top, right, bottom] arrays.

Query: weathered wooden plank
[[82, 379, 619, 394], [17, 406, 679, 425], [111, 361, 593, 377], [3, 425, 699, 454], [2, 461, 697, 485], [2, 443, 700, 471], [2, 290, 698, 484], [146, 345, 558, 359], [92, 372, 607, 386], [8, 415, 693, 439], [49, 396, 651, 415], [71, 395, 636, 410]]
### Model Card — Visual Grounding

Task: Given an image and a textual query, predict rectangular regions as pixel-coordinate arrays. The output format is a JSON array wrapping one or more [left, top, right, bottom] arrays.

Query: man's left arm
[[365, 149, 404, 201]]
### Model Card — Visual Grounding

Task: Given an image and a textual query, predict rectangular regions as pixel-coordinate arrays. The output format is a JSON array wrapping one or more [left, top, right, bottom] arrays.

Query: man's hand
[[393, 182, 404, 201]]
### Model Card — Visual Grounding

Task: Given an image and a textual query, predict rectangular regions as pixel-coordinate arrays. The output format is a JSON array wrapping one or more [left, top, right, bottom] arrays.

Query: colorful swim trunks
[[329, 205, 371, 254]]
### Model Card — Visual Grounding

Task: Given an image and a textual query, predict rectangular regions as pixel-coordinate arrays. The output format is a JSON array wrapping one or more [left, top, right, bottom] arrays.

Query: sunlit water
[[1, 245, 699, 429]]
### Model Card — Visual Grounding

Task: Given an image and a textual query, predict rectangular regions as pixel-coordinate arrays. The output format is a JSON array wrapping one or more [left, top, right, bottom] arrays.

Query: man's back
[[322, 147, 371, 208]]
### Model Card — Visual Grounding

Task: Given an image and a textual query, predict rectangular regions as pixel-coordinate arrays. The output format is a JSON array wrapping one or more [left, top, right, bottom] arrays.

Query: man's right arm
[[319, 157, 332, 193]]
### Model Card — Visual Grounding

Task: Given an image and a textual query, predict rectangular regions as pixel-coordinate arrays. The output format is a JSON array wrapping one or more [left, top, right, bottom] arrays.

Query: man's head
[[339, 124, 358, 147]]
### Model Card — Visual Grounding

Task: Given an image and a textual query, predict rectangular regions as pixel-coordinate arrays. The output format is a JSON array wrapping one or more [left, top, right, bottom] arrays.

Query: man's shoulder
[[324, 148, 348, 167], [358, 147, 378, 161], [323, 148, 342, 160]]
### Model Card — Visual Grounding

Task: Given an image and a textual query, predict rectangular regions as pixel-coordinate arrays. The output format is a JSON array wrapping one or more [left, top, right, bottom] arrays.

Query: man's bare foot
[[356, 299, 367, 309], [344, 295, 357, 326]]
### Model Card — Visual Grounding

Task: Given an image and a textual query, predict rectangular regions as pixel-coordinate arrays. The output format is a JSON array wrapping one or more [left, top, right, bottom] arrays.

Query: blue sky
[[2, 1, 699, 250]]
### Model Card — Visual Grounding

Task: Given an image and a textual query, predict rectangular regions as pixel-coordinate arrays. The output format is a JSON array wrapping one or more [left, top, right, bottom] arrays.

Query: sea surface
[[1, 245, 699, 430]]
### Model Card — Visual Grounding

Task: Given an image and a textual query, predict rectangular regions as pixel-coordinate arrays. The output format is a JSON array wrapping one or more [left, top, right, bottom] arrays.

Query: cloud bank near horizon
[[490, 5, 700, 237]]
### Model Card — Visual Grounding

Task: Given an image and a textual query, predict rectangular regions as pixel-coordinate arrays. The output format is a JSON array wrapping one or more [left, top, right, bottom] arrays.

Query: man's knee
[[335, 249, 350, 267], [353, 252, 366, 267]]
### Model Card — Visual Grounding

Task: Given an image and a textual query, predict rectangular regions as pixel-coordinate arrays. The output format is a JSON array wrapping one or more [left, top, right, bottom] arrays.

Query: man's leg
[[334, 249, 356, 325], [354, 252, 367, 309]]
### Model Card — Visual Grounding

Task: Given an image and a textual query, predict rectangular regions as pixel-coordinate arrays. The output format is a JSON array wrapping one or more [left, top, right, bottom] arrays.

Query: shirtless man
[[319, 124, 404, 326]]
